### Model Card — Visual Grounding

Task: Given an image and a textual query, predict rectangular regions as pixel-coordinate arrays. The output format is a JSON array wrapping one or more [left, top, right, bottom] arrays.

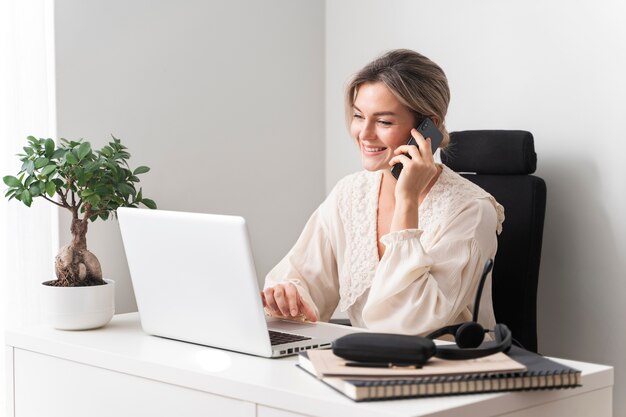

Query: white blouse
[[264, 165, 504, 336]]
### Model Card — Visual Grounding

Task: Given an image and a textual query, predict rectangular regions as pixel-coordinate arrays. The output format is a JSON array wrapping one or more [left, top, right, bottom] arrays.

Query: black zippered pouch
[[332, 332, 437, 366]]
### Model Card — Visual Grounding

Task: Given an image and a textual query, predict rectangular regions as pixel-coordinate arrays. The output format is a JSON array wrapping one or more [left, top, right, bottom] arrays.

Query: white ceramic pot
[[40, 279, 115, 330]]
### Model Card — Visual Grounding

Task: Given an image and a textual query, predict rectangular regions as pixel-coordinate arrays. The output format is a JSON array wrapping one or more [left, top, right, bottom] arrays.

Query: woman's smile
[[361, 143, 388, 156]]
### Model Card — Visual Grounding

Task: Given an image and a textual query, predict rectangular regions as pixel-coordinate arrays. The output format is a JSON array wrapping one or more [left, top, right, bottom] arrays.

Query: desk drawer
[[13, 349, 255, 417]]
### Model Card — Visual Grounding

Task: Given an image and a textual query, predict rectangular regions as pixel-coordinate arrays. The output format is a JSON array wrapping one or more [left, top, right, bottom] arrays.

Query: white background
[[2, 1, 625, 415]]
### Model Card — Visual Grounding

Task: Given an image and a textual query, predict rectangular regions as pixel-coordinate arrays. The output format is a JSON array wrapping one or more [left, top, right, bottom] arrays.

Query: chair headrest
[[441, 130, 537, 175]]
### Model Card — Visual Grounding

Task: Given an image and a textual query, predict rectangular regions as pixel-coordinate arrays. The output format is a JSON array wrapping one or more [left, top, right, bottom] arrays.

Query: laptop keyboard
[[268, 330, 312, 346]]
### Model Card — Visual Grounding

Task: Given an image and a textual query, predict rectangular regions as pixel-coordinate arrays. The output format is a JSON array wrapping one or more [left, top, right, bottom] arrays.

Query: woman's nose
[[358, 120, 376, 141]]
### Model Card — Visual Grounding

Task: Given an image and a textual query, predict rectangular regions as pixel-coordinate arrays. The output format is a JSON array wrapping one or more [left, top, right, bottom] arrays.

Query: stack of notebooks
[[297, 346, 581, 401]]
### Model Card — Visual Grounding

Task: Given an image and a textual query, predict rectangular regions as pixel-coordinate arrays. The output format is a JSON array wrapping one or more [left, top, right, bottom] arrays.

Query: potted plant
[[3, 135, 156, 330]]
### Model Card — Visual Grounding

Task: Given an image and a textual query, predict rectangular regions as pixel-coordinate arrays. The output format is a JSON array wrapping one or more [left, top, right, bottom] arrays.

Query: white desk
[[5, 313, 613, 417]]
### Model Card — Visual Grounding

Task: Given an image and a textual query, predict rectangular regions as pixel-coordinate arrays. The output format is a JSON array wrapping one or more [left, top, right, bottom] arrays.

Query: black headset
[[426, 259, 512, 360], [332, 259, 513, 366]]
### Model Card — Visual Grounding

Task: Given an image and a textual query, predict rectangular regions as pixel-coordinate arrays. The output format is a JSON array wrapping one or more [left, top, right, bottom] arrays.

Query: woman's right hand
[[262, 283, 318, 322], [390, 129, 438, 202]]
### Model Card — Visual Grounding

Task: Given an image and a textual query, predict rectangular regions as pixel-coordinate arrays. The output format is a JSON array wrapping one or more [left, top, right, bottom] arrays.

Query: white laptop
[[117, 207, 357, 358]]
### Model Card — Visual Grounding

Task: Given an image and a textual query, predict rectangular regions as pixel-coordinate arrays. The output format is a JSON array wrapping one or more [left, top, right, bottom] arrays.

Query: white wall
[[326, 1, 626, 415], [54, 0, 326, 313]]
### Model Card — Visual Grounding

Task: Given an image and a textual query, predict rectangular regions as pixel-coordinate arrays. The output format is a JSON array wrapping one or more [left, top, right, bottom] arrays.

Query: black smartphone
[[390, 117, 444, 180]]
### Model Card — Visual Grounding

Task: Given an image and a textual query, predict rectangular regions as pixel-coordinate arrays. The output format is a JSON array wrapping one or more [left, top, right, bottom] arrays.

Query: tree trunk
[[51, 210, 104, 287]]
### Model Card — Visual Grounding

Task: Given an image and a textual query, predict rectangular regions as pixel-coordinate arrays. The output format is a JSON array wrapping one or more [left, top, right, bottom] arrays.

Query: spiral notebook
[[298, 346, 581, 401], [303, 349, 527, 378]]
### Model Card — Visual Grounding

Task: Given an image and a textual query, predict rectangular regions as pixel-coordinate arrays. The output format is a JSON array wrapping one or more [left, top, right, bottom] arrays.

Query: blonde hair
[[345, 49, 451, 148]]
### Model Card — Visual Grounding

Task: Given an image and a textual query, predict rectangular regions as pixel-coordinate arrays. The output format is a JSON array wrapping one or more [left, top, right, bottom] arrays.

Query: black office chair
[[441, 130, 546, 352]]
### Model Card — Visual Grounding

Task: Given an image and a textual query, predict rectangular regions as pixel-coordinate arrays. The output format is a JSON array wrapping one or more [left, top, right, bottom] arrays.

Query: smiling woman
[[263, 49, 504, 338]]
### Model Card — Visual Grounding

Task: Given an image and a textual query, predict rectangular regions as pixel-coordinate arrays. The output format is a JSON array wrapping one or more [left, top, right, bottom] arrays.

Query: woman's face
[[350, 82, 415, 173]]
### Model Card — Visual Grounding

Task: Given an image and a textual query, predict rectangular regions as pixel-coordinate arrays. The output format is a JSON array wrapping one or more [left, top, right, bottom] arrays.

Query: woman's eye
[[378, 120, 392, 126], [353, 113, 364, 119]]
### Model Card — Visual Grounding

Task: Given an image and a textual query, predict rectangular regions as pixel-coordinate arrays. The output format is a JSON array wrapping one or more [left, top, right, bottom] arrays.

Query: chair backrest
[[441, 130, 546, 352]]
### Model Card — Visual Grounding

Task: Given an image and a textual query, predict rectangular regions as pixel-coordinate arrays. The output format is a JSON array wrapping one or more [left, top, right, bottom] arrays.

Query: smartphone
[[390, 117, 444, 180]]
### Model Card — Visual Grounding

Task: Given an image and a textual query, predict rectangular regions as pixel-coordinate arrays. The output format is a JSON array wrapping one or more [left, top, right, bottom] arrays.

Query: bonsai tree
[[3, 135, 156, 287]]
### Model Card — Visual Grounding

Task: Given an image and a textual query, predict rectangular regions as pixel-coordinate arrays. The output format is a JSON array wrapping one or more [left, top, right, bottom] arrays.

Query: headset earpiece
[[454, 322, 485, 348], [428, 323, 512, 360]]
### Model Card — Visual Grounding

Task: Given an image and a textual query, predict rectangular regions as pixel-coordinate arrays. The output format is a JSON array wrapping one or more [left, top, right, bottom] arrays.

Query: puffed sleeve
[[362, 197, 498, 335], [264, 203, 340, 322]]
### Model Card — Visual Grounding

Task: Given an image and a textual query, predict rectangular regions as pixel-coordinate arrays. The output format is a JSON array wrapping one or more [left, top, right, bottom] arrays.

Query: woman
[[262, 49, 504, 335]]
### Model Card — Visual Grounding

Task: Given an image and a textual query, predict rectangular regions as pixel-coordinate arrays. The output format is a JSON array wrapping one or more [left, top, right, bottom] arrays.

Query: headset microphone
[[426, 258, 512, 359], [473, 258, 493, 322]]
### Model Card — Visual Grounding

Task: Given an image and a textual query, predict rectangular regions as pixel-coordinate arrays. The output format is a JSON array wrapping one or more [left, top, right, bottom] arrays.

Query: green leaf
[[83, 160, 100, 173], [45, 181, 56, 197], [34, 157, 49, 169], [22, 159, 35, 174], [3, 175, 22, 187], [133, 166, 150, 175], [75, 167, 86, 185], [105, 163, 121, 181], [85, 194, 101, 206], [65, 151, 78, 165], [100, 146, 113, 157], [24, 175, 35, 188], [117, 151, 131, 160], [77, 142, 91, 160], [29, 183, 41, 197], [41, 164, 57, 176], [21, 189, 32, 207], [44, 138, 55, 158], [26, 136, 38, 146], [121, 168, 132, 180], [94, 184, 113, 195], [117, 183, 135, 197], [141, 198, 157, 209], [51, 148, 66, 160]]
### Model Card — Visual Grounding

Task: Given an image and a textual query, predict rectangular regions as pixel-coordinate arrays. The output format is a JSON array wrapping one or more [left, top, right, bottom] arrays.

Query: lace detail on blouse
[[336, 170, 381, 312], [334, 166, 504, 311], [420, 166, 505, 248]]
